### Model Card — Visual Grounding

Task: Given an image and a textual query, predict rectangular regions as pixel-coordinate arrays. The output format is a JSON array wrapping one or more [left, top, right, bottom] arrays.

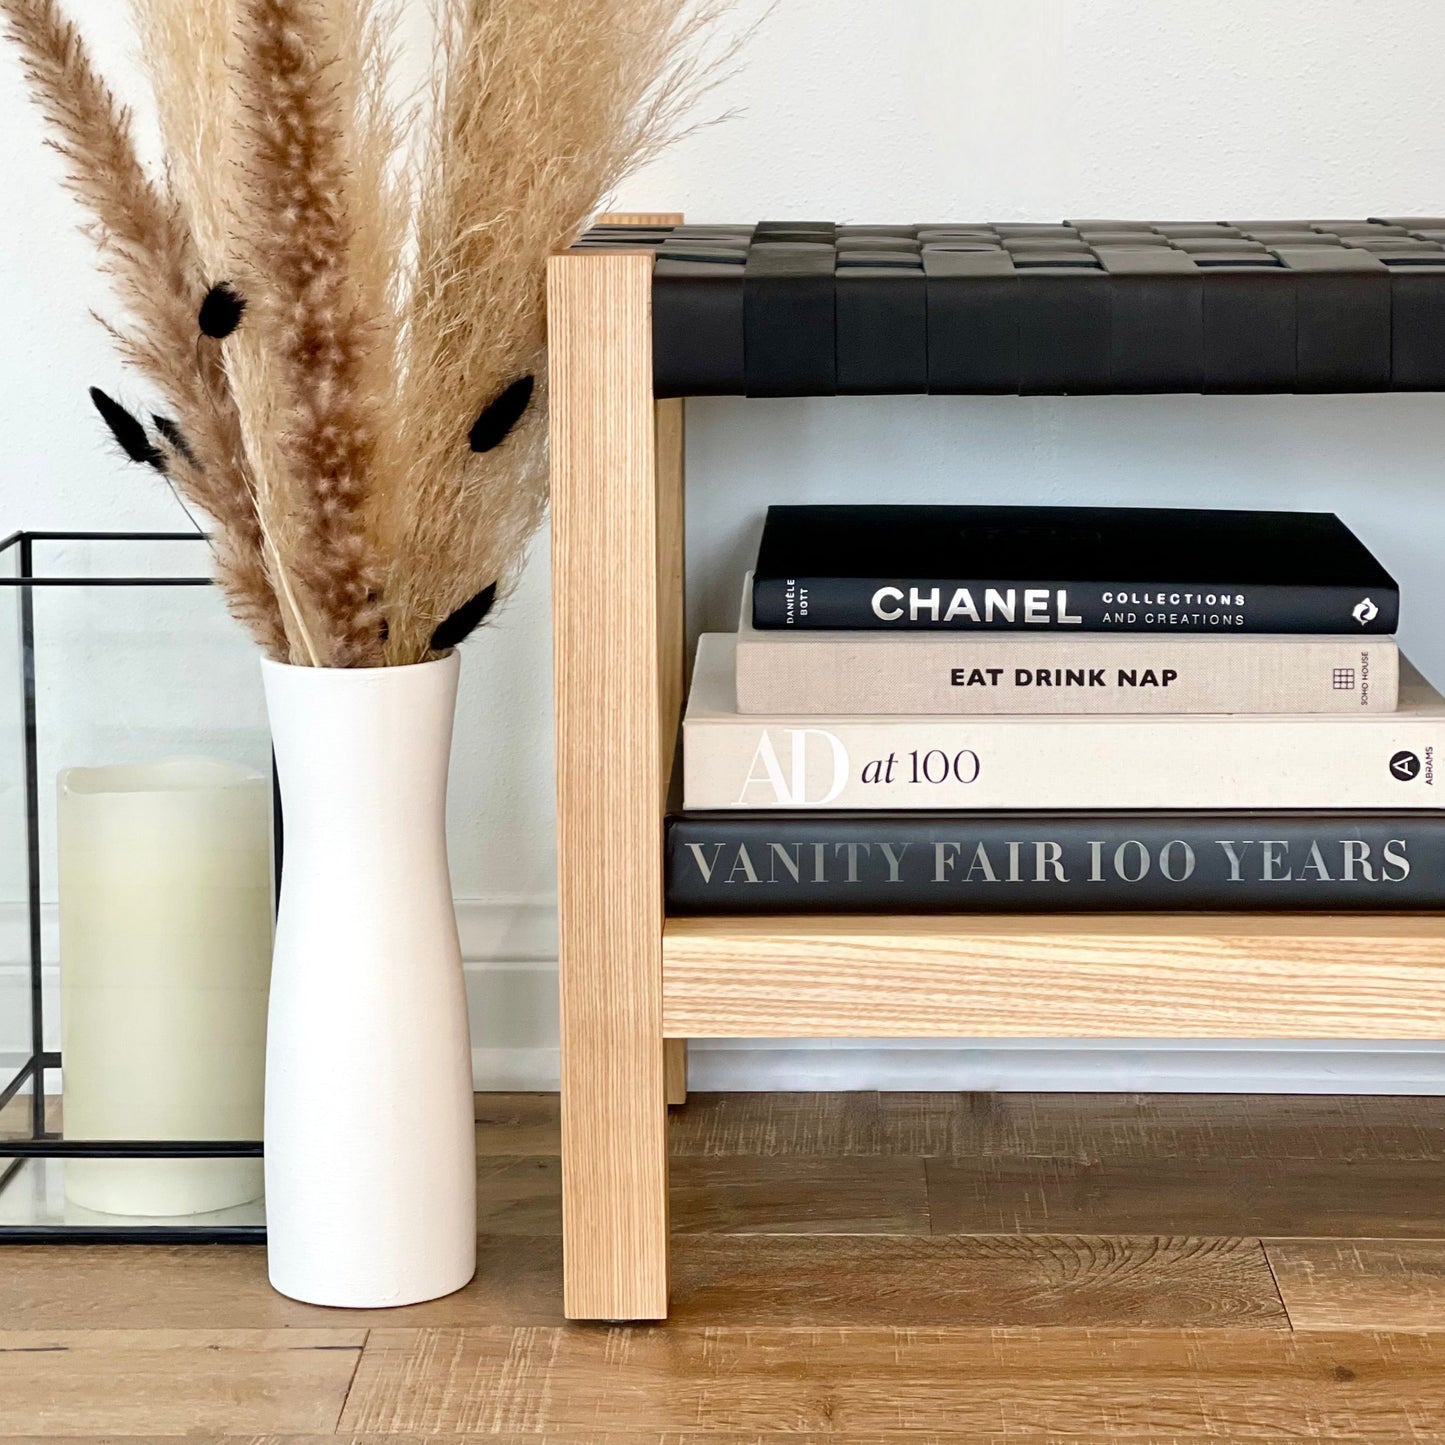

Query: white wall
[[6, 0, 1445, 1091]]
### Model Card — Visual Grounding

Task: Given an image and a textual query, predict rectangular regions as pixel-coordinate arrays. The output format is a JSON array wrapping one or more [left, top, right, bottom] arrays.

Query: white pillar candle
[[57, 758, 272, 1217]]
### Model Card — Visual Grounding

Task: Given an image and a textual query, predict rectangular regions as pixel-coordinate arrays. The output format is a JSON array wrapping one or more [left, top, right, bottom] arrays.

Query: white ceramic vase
[[260, 651, 476, 1307]]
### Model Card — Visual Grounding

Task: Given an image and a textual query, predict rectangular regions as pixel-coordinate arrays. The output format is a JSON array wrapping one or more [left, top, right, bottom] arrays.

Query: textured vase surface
[[261, 651, 476, 1307]]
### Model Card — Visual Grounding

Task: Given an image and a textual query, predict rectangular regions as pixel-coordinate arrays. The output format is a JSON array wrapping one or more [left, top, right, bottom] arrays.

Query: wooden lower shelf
[[661, 913, 1445, 1040]]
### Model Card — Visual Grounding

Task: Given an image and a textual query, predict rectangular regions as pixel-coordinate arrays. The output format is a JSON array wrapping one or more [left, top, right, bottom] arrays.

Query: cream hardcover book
[[687, 633, 1443, 811]]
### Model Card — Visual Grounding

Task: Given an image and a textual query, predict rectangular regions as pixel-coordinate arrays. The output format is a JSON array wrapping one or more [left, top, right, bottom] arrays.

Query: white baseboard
[[9, 899, 1445, 1095], [464, 1040, 1445, 1095], [678, 1039, 1445, 1095]]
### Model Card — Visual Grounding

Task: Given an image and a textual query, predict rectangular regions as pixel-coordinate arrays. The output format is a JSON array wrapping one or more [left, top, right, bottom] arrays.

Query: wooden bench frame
[[547, 215, 1445, 1322]]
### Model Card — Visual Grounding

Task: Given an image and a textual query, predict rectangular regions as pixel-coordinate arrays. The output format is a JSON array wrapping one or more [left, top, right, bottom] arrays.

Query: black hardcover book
[[751, 504, 1398, 633], [666, 810, 1445, 913]]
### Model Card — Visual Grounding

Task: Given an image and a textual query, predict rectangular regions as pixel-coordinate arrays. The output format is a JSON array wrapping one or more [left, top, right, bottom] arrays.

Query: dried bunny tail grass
[[128, 0, 236, 275], [1, 0, 287, 657], [234, 0, 386, 667], [447, 368, 550, 619], [107, 312, 292, 660], [374, 0, 743, 662], [392, 364, 551, 662]]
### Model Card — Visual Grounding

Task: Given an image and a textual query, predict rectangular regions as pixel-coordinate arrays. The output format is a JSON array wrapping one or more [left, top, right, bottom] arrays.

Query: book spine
[[751, 575, 1400, 634], [666, 811, 1445, 913], [682, 713, 1445, 810], [735, 636, 1399, 715]]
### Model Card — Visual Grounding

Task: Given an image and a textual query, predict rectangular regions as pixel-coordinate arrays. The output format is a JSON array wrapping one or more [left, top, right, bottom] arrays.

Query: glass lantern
[[0, 532, 274, 1241]]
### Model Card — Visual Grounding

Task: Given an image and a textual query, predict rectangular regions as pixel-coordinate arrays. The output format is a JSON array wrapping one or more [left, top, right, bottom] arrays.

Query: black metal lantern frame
[[0, 531, 269, 1243]]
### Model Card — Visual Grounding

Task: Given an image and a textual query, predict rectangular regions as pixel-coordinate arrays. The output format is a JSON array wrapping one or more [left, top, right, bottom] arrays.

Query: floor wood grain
[[671, 1156, 929, 1234], [0, 1439, 998, 1445], [0, 1239, 564, 1331], [45, 1437, 1070, 1445], [8, 1439, 1014, 1445], [0, 1233, 1278, 1332], [0, 1091, 22, 1138], [1267, 1238, 1445, 1331], [471, 1090, 1445, 1163], [668, 1091, 891, 1157], [21, 1437, 1243, 1445], [667, 1234, 1285, 1328], [476, 1153, 933, 1237], [0, 1330, 363, 1437], [476, 1157, 561, 1234], [925, 1154, 1445, 1238], [339, 1326, 1445, 1439], [895, 1090, 1445, 1163], [0, 1092, 59, 1138], [472, 1094, 560, 1156], [7, 1091, 1445, 1438]]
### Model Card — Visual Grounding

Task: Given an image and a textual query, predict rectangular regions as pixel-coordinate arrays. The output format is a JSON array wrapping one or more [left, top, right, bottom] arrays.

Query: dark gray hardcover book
[[665, 810, 1445, 913], [751, 504, 1399, 633]]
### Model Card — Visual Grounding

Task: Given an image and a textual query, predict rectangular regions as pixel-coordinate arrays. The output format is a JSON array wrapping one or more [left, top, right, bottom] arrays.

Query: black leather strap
[[1016, 266, 1112, 394], [1095, 247, 1203, 392], [1201, 263, 1296, 393], [1392, 264, 1445, 388], [837, 263, 927, 394], [743, 242, 836, 396], [1274, 247, 1391, 390], [580, 216, 1445, 395], [652, 257, 745, 398], [922, 249, 1015, 393]]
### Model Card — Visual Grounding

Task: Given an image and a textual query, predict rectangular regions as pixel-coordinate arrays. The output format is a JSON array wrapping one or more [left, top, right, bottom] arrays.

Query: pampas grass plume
[[5, 0, 742, 665]]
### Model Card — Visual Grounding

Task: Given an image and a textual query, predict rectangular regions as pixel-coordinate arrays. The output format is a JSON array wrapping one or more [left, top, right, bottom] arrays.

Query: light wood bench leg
[[654, 383, 688, 1115], [664, 1039, 688, 1107], [550, 247, 671, 1321]]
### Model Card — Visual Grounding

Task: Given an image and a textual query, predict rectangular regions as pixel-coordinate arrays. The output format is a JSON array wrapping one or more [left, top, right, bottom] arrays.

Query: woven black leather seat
[[573, 218, 1445, 398]]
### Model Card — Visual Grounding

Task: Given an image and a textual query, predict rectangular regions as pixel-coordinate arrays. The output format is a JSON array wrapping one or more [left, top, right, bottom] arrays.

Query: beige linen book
[[735, 575, 1399, 715], [687, 633, 1445, 811]]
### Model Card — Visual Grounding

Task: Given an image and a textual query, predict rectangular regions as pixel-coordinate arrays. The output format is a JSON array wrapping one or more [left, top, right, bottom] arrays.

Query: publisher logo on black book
[[1353, 597, 1380, 626], [1391, 750, 1422, 782]]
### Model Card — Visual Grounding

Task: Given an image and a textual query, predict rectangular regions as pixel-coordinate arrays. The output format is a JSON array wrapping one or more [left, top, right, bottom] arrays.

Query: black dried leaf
[[431, 583, 497, 651], [89, 387, 164, 471], [468, 375, 534, 453], [152, 415, 196, 466], [369, 591, 389, 644], [199, 282, 246, 339]]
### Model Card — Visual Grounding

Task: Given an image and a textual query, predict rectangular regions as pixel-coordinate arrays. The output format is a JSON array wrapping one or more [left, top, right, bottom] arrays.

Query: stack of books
[[669, 503, 1445, 913]]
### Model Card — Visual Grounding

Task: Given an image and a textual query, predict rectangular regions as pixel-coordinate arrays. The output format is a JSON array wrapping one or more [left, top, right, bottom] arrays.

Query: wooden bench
[[547, 212, 1445, 1320]]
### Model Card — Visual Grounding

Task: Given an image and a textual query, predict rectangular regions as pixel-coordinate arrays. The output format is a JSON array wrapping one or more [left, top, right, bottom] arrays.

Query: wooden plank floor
[[4, 1090, 1445, 1439]]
